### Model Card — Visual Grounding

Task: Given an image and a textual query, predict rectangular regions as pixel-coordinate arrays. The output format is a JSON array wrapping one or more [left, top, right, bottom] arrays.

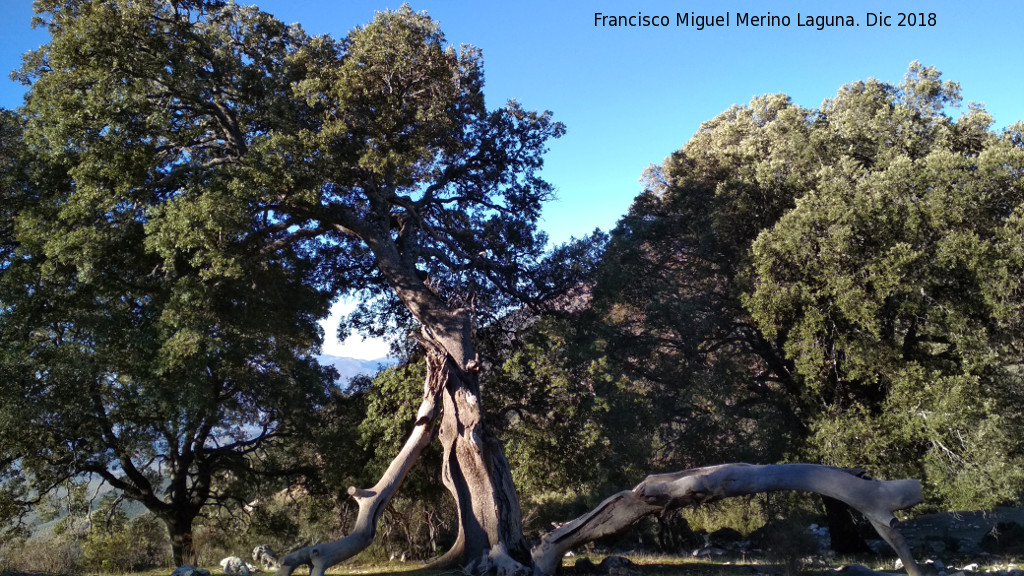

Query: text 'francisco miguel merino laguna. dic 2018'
[[594, 11, 937, 30]]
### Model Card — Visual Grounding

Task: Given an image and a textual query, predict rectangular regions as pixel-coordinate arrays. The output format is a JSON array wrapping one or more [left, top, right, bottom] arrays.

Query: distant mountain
[[318, 355, 397, 384]]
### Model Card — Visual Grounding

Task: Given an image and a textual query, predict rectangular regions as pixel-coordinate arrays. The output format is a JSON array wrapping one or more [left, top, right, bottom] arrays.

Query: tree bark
[[163, 511, 199, 567], [428, 357, 529, 574], [530, 464, 923, 576], [275, 346, 530, 576], [275, 350, 447, 576]]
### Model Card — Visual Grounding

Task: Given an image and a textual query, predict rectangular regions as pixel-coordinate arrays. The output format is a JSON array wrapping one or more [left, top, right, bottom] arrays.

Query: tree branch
[[531, 464, 923, 576]]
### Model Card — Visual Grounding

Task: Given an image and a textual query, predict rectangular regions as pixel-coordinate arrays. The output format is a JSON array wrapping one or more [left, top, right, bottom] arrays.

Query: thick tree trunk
[[275, 346, 530, 576], [163, 512, 198, 567], [530, 464, 923, 576], [428, 357, 529, 573]]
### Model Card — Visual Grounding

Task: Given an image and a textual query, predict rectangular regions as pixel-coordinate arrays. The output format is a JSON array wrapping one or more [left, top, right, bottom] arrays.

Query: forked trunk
[[276, 344, 530, 576]]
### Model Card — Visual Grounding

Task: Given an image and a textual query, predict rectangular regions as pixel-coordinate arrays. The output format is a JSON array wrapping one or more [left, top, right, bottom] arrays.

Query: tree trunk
[[276, 345, 530, 576], [530, 464, 923, 576], [163, 511, 198, 567], [428, 356, 529, 573]]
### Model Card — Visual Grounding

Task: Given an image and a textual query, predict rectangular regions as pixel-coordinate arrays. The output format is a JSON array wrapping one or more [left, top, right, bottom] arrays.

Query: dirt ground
[[897, 507, 1024, 555]]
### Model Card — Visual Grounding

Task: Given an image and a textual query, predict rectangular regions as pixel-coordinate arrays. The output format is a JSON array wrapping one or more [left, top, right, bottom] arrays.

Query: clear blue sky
[[2, 0, 1023, 246]]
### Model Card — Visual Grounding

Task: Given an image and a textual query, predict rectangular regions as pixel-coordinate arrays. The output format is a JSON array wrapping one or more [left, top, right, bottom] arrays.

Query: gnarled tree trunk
[[428, 355, 529, 573], [276, 341, 529, 576], [531, 464, 923, 576]]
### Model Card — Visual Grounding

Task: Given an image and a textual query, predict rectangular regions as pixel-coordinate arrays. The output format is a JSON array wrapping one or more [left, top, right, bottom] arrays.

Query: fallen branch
[[531, 464, 923, 576], [274, 352, 448, 576]]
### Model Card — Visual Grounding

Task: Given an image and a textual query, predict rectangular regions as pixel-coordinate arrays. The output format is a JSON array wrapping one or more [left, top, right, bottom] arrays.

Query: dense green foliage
[[747, 91, 1024, 508], [0, 1, 332, 564], [588, 63, 1024, 508]]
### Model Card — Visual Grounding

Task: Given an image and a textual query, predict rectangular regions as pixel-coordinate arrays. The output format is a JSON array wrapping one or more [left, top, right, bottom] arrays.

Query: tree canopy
[[592, 62, 1024, 508]]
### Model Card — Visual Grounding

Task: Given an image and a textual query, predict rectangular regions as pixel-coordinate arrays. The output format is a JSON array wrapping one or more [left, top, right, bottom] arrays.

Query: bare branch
[[531, 464, 923, 576]]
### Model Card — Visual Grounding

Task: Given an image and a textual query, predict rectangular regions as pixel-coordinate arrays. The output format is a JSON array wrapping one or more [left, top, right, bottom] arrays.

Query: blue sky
[[3, 0, 1022, 358]]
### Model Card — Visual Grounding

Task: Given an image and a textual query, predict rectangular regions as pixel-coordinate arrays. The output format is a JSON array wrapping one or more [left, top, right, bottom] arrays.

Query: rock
[[599, 556, 635, 570], [981, 521, 1024, 555], [573, 558, 597, 573], [220, 556, 251, 576], [895, 559, 904, 570], [962, 564, 979, 572], [172, 566, 212, 576], [252, 545, 280, 570], [599, 557, 640, 576], [691, 546, 727, 558]]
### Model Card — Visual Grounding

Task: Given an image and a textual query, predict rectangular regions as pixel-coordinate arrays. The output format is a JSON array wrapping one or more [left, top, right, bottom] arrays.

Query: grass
[[10, 552, 1004, 576]]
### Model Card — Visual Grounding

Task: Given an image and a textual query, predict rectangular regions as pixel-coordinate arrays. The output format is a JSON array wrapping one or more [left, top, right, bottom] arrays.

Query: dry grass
[[0, 553, 914, 576]]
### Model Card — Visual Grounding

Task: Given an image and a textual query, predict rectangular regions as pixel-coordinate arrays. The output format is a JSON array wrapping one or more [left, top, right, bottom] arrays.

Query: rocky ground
[[636, 507, 1024, 576], [6, 510, 1023, 576]]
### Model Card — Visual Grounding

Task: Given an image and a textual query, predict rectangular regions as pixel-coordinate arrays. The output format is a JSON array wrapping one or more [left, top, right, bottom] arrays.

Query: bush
[[0, 531, 84, 575], [82, 513, 170, 572]]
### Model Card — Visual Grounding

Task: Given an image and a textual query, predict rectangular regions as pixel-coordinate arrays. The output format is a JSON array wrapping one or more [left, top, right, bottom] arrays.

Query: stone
[[220, 556, 251, 576], [573, 558, 597, 573], [172, 566, 212, 576], [252, 545, 280, 570], [599, 556, 639, 576], [599, 557, 635, 570]]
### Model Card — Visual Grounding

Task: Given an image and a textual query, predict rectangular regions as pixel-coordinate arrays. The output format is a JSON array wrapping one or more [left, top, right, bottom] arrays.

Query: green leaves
[[1, 2, 337, 559], [742, 69, 1024, 506], [594, 63, 1024, 507]]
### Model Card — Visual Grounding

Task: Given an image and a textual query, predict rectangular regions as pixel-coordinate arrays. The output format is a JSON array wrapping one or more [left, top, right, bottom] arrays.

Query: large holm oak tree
[[4, 2, 926, 575], [0, 39, 334, 571], [593, 62, 1024, 511]]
